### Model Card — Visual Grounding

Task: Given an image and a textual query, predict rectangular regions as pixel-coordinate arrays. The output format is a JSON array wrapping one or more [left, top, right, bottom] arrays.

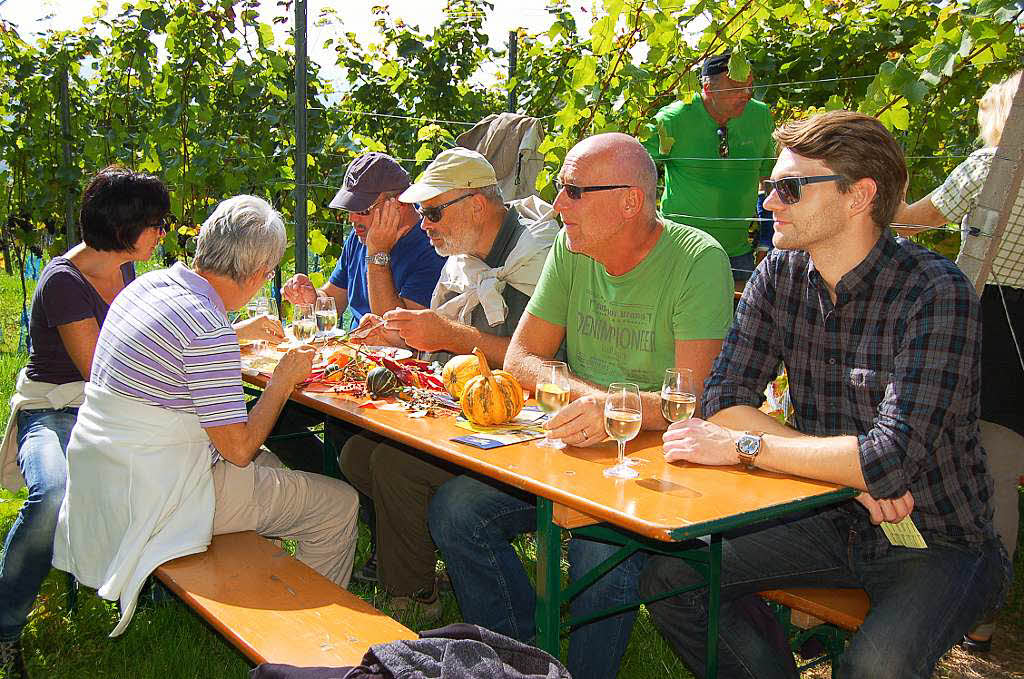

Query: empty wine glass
[[289, 303, 316, 344], [315, 296, 338, 335], [603, 383, 641, 479], [661, 368, 696, 423], [536, 361, 570, 449]]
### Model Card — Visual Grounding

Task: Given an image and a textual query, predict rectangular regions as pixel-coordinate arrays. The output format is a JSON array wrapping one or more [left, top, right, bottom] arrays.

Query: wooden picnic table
[[243, 370, 856, 678]]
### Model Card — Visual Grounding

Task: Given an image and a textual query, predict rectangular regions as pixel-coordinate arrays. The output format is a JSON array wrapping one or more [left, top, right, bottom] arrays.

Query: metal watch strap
[[736, 431, 764, 468], [365, 252, 391, 266]]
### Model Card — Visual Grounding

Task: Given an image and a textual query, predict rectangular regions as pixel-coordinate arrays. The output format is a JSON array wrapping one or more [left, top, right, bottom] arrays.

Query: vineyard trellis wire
[[0, 0, 1021, 294]]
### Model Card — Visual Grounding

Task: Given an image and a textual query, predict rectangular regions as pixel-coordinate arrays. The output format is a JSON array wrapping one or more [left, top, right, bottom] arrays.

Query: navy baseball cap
[[702, 52, 732, 78], [329, 153, 411, 212]]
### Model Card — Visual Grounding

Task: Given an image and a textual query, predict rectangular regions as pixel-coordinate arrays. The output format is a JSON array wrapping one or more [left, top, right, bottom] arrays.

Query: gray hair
[[194, 195, 286, 284], [474, 184, 504, 207]]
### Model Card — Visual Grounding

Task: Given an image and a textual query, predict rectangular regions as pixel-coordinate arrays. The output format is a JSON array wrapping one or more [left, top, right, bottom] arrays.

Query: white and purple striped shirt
[[91, 263, 248, 429]]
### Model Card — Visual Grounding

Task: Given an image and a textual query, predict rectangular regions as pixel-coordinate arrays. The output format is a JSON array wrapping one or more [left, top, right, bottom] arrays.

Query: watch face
[[738, 435, 760, 455]]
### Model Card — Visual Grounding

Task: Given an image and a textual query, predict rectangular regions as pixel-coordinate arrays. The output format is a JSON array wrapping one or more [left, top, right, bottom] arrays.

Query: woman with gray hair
[[53, 194, 360, 636]]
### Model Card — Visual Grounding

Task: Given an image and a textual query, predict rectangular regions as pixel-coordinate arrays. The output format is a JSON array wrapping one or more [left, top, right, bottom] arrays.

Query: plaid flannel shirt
[[930, 148, 994, 223], [704, 232, 997, 558]]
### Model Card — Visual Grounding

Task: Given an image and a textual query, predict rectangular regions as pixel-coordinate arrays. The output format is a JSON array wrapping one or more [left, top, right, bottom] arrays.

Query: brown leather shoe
[[390, 582, 443, 621]]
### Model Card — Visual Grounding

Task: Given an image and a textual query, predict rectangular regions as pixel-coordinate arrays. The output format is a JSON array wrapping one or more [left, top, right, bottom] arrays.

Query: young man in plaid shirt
[[641, 111, 1010, 679]]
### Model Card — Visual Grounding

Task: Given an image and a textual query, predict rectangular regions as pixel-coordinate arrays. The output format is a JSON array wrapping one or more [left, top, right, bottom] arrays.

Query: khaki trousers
[[212, 450, 359, 587], [341, 433, 455, 596]]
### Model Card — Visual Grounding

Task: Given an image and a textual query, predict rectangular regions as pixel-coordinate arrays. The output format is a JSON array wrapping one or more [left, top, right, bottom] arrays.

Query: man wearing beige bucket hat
[[342, 147, 561, 619], [354, 147, 559, 367]]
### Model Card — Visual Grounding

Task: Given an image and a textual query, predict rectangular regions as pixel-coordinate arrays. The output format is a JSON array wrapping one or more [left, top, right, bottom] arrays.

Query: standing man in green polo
[[644, 52, 774, 291]]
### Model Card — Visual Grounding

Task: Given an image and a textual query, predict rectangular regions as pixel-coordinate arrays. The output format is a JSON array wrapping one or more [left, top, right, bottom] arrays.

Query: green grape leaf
[[657, 120, 675, 155]]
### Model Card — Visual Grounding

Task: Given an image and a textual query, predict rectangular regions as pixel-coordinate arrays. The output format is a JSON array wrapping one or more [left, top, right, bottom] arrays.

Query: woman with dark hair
[[0, 166, 170, 678]]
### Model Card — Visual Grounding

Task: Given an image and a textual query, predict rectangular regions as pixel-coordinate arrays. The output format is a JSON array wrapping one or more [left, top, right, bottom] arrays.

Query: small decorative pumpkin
[[460, 348, 525, 426], [442, 354, 482, 399], [366, 366, 399, 399]]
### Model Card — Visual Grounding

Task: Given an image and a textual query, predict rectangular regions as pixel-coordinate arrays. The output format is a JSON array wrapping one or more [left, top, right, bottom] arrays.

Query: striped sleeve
[[182, 326, 248, 427]]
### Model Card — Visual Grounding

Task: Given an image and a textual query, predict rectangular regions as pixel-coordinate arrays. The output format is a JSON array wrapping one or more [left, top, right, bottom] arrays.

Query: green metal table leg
[[535, 497, 562, 656], [706, 533, 722, 679], [322, 416, 342, 479]]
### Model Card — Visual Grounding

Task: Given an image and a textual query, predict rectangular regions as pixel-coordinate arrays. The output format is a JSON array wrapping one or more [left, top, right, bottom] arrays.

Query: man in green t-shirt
[[428, 133, 734, 679], [643, 52, 775, 291]]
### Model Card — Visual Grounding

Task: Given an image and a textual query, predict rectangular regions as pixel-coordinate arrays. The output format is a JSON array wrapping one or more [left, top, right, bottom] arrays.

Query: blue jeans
[[0, 407, 77, 641], [730, 251, 755, 283], [428, 474, 647, 679], [640, 509, 1010, 679]]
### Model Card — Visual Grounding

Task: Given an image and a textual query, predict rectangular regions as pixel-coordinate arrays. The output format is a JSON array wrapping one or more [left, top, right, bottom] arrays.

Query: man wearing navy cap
[[271, 154, 445, 551], [283, 152, 445, 329], [643, 52, 775, 290]]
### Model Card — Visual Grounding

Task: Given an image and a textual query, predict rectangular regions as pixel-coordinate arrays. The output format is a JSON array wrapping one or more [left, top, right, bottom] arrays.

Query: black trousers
[[981, 284, 1024, 437]]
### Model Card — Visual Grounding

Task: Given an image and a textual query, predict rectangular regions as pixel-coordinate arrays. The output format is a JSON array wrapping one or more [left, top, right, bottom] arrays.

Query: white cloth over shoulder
[[0, 368, 85, 491], [431, 196, 559, 327], [52, 384, 216, 637]]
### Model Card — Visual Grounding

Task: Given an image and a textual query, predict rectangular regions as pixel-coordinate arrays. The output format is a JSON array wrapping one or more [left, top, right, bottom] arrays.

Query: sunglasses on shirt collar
[[761, 175, 844, 205], [716, 126, 729, 158]]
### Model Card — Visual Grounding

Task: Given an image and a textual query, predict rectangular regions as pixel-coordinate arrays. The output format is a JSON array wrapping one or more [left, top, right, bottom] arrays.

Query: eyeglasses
[[716, 126, 729, 158], [354, 196, 387, 217], [554, 181, 633, 200], [761, 175, 844, 205], [150, 215, 170, 235], [416, 192, 474, 223]]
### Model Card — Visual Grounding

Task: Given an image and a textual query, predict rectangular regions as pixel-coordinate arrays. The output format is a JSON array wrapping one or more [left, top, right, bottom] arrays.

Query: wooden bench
[[759, 588, 869, 676], [154, 531, 416, 667], [759, 588, 869, 632]]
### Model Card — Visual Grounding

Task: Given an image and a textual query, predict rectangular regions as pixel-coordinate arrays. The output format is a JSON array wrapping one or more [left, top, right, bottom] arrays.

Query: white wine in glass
[[536, 361, 570, 449], [603, 382, 641, 479], [315, 296, 338, 333], [290, 303, 316, 343], [246, 296, 268, 319], [661, 368, 696, 423]]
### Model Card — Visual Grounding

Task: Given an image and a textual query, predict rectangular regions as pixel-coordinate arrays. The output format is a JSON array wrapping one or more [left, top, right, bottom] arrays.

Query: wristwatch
[[735, 431, 764, 468], [365, 252, 391, 266]]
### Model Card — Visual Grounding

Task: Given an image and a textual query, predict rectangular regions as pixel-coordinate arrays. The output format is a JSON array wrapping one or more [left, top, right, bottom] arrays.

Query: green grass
[[0, 266, 1021, 678]]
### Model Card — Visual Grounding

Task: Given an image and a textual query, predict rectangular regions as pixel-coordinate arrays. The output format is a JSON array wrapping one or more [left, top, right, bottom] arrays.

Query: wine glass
[[315, 296, 338, 335], [289, 303, 316, 344], [263, 294, 280, 322], [661, 368, 696, 423], [536, 361, 571, 449], [246, 295, 268, 319], [603, 383, 641, 479]]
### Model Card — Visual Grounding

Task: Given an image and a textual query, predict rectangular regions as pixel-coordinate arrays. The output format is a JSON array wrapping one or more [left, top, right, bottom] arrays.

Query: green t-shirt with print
[[526, 221, 733, 392], [643, 94, 775, 256]]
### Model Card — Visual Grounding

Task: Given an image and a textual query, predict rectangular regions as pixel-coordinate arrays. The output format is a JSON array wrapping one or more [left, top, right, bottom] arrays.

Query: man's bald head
[[566, 133, 658, 210]]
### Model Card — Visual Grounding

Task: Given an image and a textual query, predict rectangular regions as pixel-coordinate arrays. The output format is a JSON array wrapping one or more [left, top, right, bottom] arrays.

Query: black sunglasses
[[761, 175, 844, 205], [716, 126, 729, 158], [416, 192, 474, 223], [554, 181, 633, 200]]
